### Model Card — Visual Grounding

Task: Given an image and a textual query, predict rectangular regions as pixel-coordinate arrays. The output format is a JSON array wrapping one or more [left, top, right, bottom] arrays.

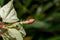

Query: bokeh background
[[0, 0, 60, 40]]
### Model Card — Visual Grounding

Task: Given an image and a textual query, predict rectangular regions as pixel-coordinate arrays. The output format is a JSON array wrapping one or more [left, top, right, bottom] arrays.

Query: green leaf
[[24, 20, 50, 29], [42, 2, 53, 12], [14, 0, 29, 19], [25, 0, 32, 7], [47, 36, 60, 40], [52, 13, 60, 18], [0, 0, 4, 6], [34, 6, 43, 20]]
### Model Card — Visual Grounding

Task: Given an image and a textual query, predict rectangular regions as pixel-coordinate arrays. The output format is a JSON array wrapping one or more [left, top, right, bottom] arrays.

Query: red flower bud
[[26, 19, 35, 24]]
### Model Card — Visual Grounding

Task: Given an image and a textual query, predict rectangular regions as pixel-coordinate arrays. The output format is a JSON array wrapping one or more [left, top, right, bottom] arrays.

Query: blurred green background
[[0, 0, 60, 40]]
